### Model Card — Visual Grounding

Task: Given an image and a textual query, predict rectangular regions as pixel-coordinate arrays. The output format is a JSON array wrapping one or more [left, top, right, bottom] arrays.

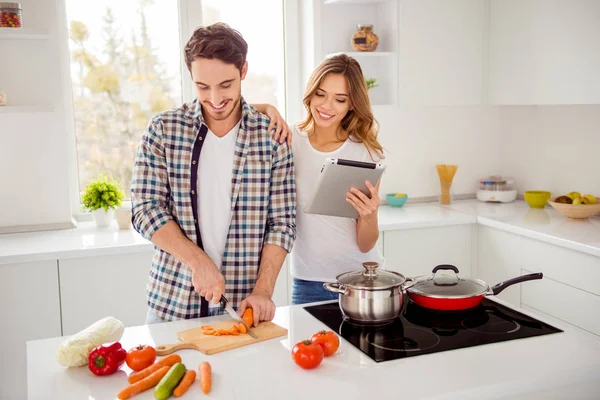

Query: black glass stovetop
[[304, 298, 563, 363]]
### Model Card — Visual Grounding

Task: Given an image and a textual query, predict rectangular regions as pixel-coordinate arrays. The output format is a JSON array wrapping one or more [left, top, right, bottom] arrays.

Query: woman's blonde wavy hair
[[297, 54, 384, 161]]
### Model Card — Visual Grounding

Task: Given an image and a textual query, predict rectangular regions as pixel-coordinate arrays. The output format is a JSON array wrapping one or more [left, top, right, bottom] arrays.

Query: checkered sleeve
[[264, 140, 297, 252], [130, 117, 173, 241]]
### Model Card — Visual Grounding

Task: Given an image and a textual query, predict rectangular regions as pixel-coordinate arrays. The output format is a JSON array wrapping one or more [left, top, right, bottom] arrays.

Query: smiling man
[[131, 23, 296, 326]]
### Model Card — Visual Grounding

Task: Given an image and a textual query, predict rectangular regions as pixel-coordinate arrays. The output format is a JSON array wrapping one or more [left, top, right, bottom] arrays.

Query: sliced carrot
[[173, 369, 196, 397], [199, 361, 212, 394], [203, 330, 215, 335], [118, 365, 170, 399], [201, 325, 213, 330], [127, 354, 182, 384], [237, 323, 247, 334], [231, 324, 239, 333]]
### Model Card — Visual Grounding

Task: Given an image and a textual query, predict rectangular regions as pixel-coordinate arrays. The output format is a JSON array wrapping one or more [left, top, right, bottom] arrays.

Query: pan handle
[[490, 273, 543, 295], [432, 265, 460, 274], [323, 282, 349, 295]]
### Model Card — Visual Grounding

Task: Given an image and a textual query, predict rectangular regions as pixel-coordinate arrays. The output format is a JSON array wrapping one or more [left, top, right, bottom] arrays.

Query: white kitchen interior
[[1, 0, 600, 399]]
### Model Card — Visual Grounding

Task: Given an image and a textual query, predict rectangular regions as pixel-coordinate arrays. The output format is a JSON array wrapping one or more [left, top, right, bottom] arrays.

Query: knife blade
[[220, 295, 258, 339]]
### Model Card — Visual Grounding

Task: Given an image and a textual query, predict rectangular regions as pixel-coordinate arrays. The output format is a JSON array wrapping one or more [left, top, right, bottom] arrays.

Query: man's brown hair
[[184, 22, 248, 73]]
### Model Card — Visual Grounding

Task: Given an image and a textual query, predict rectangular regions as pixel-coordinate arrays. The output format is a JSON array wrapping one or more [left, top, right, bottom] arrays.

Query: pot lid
[[336, 262, 406, 290], [408, 265, 488, 298]]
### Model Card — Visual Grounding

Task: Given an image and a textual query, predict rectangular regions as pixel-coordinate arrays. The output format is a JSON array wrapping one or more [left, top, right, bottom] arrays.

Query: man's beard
[[206, 93, 241, 121]]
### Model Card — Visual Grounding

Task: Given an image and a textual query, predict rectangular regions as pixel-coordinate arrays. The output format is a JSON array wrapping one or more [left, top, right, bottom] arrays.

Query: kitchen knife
[[220, 295, 258, 339]]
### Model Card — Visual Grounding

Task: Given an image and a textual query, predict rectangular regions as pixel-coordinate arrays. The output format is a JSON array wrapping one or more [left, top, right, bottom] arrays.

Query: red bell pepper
[[88, 342, 127, 376]]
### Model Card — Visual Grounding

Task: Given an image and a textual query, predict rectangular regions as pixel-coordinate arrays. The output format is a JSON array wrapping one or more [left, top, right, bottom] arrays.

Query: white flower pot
[[115, 207, 132, 230], [92, 208, 115, 227]]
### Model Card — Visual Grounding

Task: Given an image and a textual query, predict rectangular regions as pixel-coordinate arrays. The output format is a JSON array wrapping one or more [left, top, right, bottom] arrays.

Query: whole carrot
[[173, 370, 196, 397], [128, 354, 182, 384], [199, 361, 212, 394], [118, 365, 170, 399]]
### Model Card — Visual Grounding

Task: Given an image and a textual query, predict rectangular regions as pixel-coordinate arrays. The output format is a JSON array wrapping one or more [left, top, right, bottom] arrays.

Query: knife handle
[[155, 341, 201, 356]]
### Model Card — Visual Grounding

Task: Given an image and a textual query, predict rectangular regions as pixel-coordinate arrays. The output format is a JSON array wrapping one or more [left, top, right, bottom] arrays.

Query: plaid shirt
[[131, 97, 296, 321]]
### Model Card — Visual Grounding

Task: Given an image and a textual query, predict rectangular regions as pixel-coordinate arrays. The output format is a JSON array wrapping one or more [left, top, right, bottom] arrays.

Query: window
[[65, 0, 287, 210], [199, 0, 286, 117], [65, 0, 182, 198]]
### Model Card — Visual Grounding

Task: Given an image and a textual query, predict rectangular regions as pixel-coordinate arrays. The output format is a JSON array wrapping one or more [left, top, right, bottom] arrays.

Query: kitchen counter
[[444, 200, 600, 258], [0, 222, 153, 265], [27, 298, 600, 400], [2, 200, 599, 265]]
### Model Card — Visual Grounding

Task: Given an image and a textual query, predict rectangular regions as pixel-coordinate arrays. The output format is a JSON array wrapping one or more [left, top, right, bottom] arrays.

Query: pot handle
[[323, 282, 349, 295], [490, 273, 543, 295], [432, 264, 460, 274]]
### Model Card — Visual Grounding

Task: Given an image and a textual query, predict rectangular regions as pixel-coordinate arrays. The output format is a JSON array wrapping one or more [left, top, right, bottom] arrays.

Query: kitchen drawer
[[521, 269, 600, 336]]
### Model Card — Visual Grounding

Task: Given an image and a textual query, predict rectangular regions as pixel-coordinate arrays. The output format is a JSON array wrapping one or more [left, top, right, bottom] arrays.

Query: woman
[[256, 54, 385, 304]]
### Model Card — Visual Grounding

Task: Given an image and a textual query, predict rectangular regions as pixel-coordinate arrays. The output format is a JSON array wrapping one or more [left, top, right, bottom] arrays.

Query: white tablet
[[304, 158, 386, 219]]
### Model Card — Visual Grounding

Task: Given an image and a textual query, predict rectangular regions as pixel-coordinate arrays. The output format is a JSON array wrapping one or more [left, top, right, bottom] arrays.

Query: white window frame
[[66, 0, 302, 221]]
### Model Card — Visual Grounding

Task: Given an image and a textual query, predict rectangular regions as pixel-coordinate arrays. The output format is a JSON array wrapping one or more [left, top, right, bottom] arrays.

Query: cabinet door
[[0, 260, 61, 400], [398, 0, 484, 105], [477, 226, 522, 306], [383, 225, 472, 278], [273, 255, 289, 307], [59, 251, 153, 335], [488, 0, 600, 105]]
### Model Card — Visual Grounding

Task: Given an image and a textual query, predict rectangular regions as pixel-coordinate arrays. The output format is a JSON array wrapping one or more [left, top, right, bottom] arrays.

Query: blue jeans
[[291, 278, 339, 305], [145, 307, 223, 324]]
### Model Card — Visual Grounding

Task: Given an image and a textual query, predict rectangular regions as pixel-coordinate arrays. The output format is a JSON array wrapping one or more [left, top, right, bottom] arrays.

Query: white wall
[[376, 105, 502, 199], [498, 105, 600, 196]]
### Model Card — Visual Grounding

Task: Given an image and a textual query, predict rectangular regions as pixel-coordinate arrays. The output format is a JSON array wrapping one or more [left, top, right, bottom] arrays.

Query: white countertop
[[2, 200, 600, 265], [0, 222, 152, 264], [27, 299, 600, 400], [443, 200, 600, 258]]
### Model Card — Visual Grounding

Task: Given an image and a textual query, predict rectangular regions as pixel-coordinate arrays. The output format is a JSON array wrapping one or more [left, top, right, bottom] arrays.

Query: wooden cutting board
[[156, 319, 288, 355]]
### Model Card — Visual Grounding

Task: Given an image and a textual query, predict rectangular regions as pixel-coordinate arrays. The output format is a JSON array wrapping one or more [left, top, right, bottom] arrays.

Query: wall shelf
[[0, 28, 50, 40], [0, 105, 54, 114], [324, 0, 390, 4], [326, 51, 394, 58]]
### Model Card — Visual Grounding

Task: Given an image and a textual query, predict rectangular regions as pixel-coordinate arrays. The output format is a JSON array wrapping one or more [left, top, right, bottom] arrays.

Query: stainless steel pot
[[323, 262, 413, 324]]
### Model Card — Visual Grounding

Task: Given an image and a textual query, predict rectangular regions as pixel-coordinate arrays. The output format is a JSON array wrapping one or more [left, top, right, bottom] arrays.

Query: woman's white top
[[290, 124, 384, 282]]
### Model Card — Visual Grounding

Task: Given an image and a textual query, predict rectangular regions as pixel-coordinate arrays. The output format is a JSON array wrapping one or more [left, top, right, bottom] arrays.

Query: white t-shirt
[[197, 120, 240, 306], [290, 124, 384, 282]]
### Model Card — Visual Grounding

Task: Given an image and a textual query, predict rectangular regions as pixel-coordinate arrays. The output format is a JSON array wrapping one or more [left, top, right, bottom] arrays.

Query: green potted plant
[[81, 175, 125, 227], [366, 77, 378, 90]]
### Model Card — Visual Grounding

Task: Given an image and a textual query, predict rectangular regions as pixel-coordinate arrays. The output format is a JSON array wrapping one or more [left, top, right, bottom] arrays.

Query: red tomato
[[125, 345, 156, 371], [291, 340, 324, 369], [311, 330, 340, 357]]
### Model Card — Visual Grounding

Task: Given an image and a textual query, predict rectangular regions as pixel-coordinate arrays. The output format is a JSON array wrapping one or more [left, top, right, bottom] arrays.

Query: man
[[131, 22, 296, 326]]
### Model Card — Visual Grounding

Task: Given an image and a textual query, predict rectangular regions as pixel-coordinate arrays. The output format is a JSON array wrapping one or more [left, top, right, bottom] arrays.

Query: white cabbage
[[55, 316, 125, 367]]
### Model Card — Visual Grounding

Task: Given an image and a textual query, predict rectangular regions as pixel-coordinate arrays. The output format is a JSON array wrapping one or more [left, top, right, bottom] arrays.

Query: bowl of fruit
[[386, 193, 408, 208], [548, 192, 600, 220]]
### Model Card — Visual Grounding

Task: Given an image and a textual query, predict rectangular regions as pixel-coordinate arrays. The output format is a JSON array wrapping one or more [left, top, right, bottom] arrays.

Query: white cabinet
[[383, 224, 473, 278], [0, 260, 62, 400], [398, 0, 485, 106], [477, 224, 600, 335], [59, 250, 289, 335], [273, 257, 289, 307], [58, 252, 153, 335], [488, 0, 600, 105]]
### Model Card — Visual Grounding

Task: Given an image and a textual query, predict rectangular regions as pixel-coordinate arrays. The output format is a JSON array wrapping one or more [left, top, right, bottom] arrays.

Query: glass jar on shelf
[[352, 24, 379, 52], [0, 3, 23, 27]]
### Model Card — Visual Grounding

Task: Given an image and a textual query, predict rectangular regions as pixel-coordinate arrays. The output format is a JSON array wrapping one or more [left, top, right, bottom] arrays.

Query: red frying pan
[[406, 265, 543, 311]]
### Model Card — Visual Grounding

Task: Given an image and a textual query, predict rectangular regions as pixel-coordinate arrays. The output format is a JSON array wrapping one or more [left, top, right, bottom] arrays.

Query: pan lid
[[408, 265, 488, 298], [336, 262, 407, 290]]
